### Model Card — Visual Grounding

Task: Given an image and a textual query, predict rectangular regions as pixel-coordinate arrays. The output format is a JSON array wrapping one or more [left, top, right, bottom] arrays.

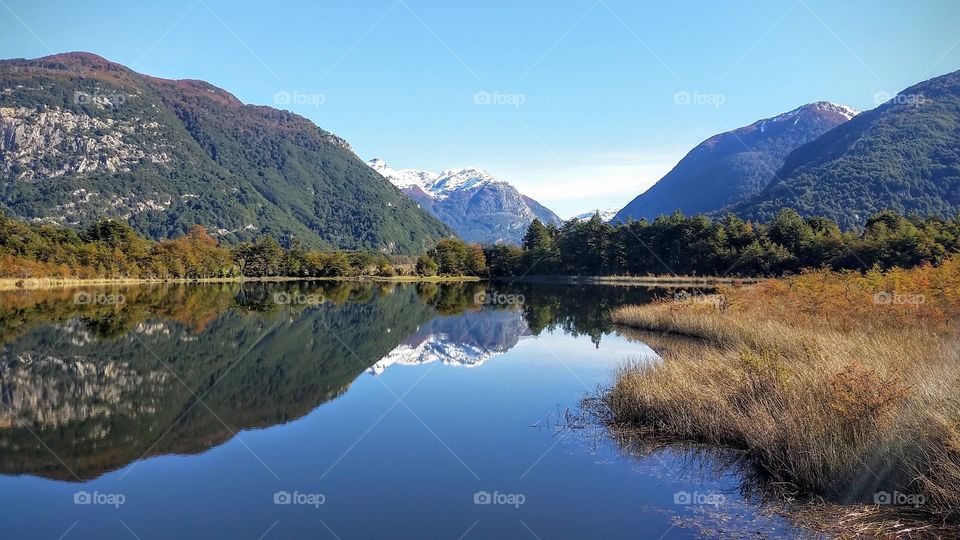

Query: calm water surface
[[0, 282, 805, 539]]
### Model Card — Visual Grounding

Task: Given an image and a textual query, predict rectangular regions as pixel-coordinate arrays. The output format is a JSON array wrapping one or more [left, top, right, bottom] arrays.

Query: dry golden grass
[[608, 256, 960, 526]]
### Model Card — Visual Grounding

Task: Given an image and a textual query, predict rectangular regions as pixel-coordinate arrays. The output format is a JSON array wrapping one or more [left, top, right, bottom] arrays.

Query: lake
[[0, 281, 806, 538]]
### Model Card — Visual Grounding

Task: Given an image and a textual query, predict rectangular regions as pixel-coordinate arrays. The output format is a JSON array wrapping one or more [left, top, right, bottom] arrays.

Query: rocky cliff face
[[0, 105, 172, 181], [0, 322, 171, 430]]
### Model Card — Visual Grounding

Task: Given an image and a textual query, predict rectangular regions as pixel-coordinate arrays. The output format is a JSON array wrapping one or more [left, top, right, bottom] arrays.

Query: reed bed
[[607, 256, 960, 529]]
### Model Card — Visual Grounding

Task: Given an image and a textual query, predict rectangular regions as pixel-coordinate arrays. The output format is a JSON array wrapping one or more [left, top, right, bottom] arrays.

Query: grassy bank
[[0, 274, 481, 291], [606, 256, 960, 532]]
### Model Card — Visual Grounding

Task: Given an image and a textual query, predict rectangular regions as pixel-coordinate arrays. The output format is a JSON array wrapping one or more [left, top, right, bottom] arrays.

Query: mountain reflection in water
[[0, 281, 660, 481]]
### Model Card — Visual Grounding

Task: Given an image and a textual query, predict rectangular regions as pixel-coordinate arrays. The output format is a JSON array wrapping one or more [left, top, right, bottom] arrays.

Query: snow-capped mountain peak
[[366, 336, 496, 375], [367, 158, 439, 192], [368, 159, 509, 198], [367, 157, 563, 243], [764, 101, 859, 125], [753, 101, 859, 134], [574, 208, 620, 222], [365, 309, 533, 375], [430, 168, 503, 197], [812, 101, 860, 120]]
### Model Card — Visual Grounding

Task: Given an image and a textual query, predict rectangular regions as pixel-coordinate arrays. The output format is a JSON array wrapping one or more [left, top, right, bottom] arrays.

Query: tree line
[[0, 215, 431, 279], [481, 209, 960, 277], [3, 208, 958, 280]]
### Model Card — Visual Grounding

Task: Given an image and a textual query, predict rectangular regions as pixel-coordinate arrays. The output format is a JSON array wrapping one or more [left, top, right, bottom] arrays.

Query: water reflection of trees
[[0, 281, 661, 481]]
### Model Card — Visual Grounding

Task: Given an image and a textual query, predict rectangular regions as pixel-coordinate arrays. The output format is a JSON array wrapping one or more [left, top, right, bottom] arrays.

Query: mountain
[[737, 70, 960, 227], [0, 52, 450, 253], [0, 279, 653, 481], [574, 208, 619, 222], [366, 308, 530, 374], [613, 102, 858, 223], [0, 282, 438, 481], [368, 158, 562, 244]]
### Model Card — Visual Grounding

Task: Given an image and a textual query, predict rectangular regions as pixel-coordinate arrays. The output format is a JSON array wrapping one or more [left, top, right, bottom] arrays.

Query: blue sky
[[2, 0, 959, 217]]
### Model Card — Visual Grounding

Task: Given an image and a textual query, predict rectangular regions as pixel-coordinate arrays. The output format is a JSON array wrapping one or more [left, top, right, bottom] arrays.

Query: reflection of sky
[[0, 282, 801, 539], [0, 321, 795, 539]]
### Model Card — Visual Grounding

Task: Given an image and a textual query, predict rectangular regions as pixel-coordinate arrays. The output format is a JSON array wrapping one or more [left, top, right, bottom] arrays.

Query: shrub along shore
[[3, 208, 959, 282], [605, 256, 960, 535], [0, 214, 486, 280], [0, 274, 481, 292]]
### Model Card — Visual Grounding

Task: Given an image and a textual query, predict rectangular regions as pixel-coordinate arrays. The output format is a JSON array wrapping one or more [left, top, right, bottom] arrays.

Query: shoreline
[[496, 275, 761, 286], [0, 275, 481, 292], [0, 274, 756, 291]]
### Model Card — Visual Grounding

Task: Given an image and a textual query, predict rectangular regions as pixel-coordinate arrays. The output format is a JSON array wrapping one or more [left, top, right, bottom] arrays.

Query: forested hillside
[[0, 52, 450, 253]]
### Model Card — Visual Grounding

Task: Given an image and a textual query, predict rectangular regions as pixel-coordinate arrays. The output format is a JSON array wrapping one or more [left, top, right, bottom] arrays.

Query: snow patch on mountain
[[573, 208, 619, 222], [368, 158, 439, 191], [430, 168, 508, 197], [368, 158, 563, 243], [756, 101, 860, 133], [368, 159, 509, 200], [366, 336, 497, 375]]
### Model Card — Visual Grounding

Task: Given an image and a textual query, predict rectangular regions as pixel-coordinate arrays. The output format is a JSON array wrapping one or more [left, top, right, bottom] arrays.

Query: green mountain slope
[[0, 52, 450, 252], [737, 70, 960, 227], [613, 102, 857, 223]]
